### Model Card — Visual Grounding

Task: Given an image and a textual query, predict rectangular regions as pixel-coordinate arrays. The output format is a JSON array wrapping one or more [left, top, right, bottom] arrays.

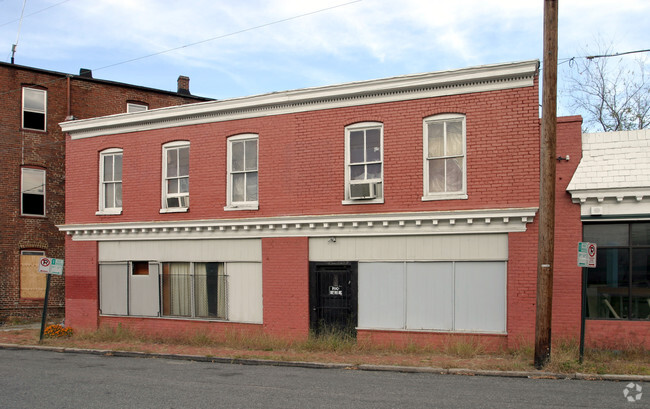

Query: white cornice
[[60, 60, 539, 140], [568, 187, 650, 204], [58, 208, 538, 241]]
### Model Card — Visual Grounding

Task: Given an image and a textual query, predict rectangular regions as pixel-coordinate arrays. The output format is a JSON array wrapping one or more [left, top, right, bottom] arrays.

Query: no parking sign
[[577, 242, 597, 268]]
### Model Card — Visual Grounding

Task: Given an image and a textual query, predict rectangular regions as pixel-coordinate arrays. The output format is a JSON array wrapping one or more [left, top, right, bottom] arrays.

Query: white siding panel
[[129, 263, 160, 317], [310, 234, 507, 262], [406, 263, 453, 330], [454, 261, 506, 333], [99, 239, 262, 262], [226, 262, 263, 324], [99, 263, 128, 315], [358, 262, 404, 329]]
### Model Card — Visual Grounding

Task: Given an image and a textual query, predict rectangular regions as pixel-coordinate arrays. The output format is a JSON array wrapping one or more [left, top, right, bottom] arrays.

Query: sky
[[1, 0, 649, 116]]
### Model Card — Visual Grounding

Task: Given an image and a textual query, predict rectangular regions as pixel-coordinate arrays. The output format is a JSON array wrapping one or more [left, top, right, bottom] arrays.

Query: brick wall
[[0, 63, 206, 321], [64, 237, 98, 329], [65, 82, 541, 225], [262, 237, 310, 339]]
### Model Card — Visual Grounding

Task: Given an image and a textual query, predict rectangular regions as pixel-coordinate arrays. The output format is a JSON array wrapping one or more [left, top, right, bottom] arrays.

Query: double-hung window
[[162, 141, 189, 212], [22, 87, 46, 131], [21, 167, 46, 216], [344, 122, 383, 204], [98, 148, 123, 215], [226, 134, 258, 210], [423, 114, 467, 200]]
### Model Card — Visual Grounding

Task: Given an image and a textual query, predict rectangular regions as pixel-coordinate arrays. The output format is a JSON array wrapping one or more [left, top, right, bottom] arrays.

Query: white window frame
[[422, 114, 468, 201], [21, 167, 46, 217], [342, 122, 384, 205], [127, 102, 148, 113], [161, 141, 190, 213], [97, 148, 123, 215], [22, 87, 47, 131], [225, 134, 259, 211]]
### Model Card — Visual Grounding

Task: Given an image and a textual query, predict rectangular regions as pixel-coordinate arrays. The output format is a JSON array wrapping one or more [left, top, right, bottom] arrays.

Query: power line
[[586, 48, 650, 60], [93, 0, 363, 72], [0, 0, 72, 28]]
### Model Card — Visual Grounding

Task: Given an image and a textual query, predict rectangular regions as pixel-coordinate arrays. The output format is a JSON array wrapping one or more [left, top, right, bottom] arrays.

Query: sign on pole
[[38, 257, 64, 275], [577, 242, 597, 268]]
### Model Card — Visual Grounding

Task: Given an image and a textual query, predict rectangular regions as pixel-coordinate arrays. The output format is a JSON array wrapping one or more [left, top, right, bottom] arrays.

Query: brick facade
[[59, 61, 643, 350], [0, 62, 209, 321]]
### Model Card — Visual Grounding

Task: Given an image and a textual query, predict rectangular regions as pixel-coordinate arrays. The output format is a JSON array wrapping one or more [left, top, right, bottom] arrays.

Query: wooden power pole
[[535, 0, 559, 369]]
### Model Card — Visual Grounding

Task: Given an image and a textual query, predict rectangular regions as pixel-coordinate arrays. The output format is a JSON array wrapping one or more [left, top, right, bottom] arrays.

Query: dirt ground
[[1, 324, 648, 377]]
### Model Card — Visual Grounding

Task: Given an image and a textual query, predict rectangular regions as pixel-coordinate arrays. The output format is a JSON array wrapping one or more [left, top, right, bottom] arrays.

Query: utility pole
[[535, 0, 559, 369]]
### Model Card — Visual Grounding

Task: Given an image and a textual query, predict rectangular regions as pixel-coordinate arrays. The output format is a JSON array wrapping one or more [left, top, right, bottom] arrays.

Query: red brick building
[[59, 60, 642, 349], [0, 62, 210, 321]]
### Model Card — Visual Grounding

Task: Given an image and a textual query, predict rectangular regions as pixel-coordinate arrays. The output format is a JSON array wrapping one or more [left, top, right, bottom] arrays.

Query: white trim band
[[59, 208, 538, 241]]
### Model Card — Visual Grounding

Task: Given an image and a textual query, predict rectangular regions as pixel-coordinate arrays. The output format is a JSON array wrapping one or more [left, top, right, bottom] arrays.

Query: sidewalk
[[0, 325, 647, 383]]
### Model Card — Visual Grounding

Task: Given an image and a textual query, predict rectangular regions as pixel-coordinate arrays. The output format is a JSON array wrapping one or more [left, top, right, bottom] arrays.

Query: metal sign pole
[[579, 266, 587, 363], [39, 274, 52, 342]]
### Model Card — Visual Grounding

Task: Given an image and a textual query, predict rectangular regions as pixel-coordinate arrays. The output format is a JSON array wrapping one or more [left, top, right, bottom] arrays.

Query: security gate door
[[309, 262, 358, 335]]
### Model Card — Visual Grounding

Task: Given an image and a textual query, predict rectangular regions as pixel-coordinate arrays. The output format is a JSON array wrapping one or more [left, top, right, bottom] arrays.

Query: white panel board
[[129, 263, 160, 317], [99, 239, 262, 262], [358, 262, 405, 329], [99, 263, 128, 315], [406, 262, 453, 330], [226, 263, 263, 324], [310, 234, 507, 262], [454, 261, 506, 333]]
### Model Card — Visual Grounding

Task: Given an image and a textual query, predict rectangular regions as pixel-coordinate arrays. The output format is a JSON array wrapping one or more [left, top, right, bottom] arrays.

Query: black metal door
[[309, 262, 357, 335]]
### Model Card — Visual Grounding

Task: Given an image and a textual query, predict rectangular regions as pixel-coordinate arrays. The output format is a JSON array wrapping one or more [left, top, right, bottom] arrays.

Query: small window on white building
[[423, 114, 467, 200], [127, 102, 148, 113], [226, 134, 258, 210], [21, 167, 46, 216], [343, 122, 383, 204], [161, 141, 189, 212], [98, 148, 123, 215], [22, 87, 47, 131]]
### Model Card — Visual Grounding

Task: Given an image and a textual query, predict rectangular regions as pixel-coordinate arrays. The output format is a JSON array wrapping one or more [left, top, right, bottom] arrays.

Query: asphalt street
[[0, 349, 644, 408]]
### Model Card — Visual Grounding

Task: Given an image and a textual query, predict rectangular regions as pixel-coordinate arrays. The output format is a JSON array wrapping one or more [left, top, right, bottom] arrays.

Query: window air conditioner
[[349, 182, 377, 200]]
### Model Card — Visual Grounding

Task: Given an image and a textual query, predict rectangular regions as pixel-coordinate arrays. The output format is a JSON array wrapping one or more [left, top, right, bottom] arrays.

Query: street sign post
[[38, 257, 64, 341], [578, 242, 597, 363]]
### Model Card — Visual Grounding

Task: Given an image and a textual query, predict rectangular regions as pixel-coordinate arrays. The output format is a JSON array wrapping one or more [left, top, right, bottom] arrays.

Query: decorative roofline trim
[[60, 60, 539, 140], [58, 208, 538, 241], [568, 188, 650, 204]]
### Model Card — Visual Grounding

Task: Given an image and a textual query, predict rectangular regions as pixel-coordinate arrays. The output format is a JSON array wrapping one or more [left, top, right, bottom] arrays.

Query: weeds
[[22, 325, 648, 376]]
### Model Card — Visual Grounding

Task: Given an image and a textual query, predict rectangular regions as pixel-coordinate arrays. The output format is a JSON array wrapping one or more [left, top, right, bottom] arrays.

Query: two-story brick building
[[58, 60, 639, 349], [0, 62, 211, 321]]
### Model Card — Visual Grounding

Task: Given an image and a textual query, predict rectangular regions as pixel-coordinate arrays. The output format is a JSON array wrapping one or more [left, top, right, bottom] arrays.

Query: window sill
[[160, 207, 189, 214], [96, 209, 122, 216], [355, 327, 507, 335], [20, 127, 47, 133], [20, 214, 47, 218], [341, 198, 384, 205], [422, 193, 468, 201], [224, 203, 259, 211]]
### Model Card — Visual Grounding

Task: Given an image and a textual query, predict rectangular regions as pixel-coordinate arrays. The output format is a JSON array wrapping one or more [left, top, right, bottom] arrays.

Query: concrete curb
[[1, 343, 648, 383]]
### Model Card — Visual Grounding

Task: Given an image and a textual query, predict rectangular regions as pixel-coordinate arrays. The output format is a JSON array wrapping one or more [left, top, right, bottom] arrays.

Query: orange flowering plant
[[43, 324, 74, 338]]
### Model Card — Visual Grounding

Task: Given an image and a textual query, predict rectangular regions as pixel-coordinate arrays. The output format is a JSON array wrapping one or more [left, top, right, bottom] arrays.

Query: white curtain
[[169, 263, 191, 316]]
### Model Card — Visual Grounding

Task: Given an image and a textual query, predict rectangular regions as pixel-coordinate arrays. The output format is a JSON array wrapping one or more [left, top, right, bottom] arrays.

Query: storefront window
[[584, 223, 650, 320]]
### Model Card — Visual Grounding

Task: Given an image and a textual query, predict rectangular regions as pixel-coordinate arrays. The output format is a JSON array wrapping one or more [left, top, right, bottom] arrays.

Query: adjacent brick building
[[59, 60, 644, 349], [0, 62, 211, 321]]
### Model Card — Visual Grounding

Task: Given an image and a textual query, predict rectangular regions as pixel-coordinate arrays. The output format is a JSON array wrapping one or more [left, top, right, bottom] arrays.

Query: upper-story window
[[226, 134, 258, 210], [21, 167, 46, 217], [98, 148, 123, 215], [127, 102, 148, 113], [22, 87, 47, 131], [162, 141, 189, 212], [343, 122, 383, 204], [423, 114, 467, 201]]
